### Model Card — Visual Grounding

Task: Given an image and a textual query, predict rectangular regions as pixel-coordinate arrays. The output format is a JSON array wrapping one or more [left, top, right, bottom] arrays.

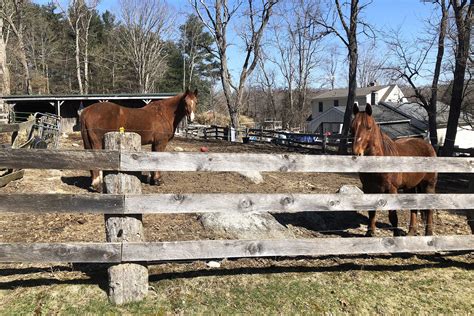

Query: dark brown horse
[[351, 103, 437, 237], [80, 89, 198, 191]]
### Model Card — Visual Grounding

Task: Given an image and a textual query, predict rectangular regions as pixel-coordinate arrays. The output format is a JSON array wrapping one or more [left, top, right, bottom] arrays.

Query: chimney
[[369, 80, 377, 87]]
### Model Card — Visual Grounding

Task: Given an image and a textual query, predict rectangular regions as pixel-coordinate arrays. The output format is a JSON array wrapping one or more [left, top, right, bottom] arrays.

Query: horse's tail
[[79, 110, 92, 150]]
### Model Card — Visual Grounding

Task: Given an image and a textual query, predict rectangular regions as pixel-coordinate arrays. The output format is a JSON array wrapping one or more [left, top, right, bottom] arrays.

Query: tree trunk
[[0, 17, 10, 96], [339, 40, 358, 154], [428, 0, 448, 148], [75, 21, 83, 94], [441, 0, 472, 156], [427, 109, 438, 148], [338, 0, 358, 155], [84, 27, 89, 94], [17, 32, 31, 94]]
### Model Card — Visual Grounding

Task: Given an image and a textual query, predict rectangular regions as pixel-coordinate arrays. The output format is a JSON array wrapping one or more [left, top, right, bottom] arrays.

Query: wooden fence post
[[468, 174, 474, 234], [322, 135, 327, 154], [103, 132, 148, 305]]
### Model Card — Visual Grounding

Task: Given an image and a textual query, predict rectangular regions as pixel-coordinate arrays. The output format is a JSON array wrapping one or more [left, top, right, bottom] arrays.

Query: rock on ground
[[199, 212, 292, 239]]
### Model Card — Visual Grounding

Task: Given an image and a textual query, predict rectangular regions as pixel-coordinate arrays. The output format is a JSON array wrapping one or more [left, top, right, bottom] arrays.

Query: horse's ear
[[365, 103, 372, 116], [185, 88, 190, 95], [353, 103, 359, 115], [194, 89, 198, 96]]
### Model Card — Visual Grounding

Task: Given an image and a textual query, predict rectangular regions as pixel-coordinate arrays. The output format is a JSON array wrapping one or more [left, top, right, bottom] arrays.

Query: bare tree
[[441, 0, 472, 156], [357, 43, 388, 88], [0, 0, 32, 94], [0, 16, 10, 96], [80, 1, 98, 94], [321, 45, 340, 89], [189, 0, 279, 130], [255, 57, 278, 121], [267, 0, 323, 128], [55, 0, 99, 94], [119, 0, 173, 93], [314, 0, 373, 154], [384, 0, 449, 147]]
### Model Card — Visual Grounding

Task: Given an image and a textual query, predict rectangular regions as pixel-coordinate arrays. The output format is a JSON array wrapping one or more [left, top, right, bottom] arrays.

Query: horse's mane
[[149, 93, 185, 108], [380, 131, 398, 156]]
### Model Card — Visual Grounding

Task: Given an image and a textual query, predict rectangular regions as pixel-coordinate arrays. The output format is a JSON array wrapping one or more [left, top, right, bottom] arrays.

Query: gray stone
[[237, 171, 264, 184], [200, 212, 291, 239]]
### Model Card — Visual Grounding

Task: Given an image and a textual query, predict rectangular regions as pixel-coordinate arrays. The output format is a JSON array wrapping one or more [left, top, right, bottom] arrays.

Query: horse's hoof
[[365, 230, 374, 237], [90, 185, 101, 193], [407, 231, 416, 236], [425, 230, 433, 236], [394, 229, 406, 237], [150, 178, 163, 186]]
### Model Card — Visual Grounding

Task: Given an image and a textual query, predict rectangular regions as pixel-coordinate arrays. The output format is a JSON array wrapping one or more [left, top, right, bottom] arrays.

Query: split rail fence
[[0, 132, 473, 303]]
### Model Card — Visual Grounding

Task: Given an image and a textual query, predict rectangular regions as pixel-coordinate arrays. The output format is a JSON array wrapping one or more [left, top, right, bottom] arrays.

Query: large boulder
[[200, 212, 291, 239]]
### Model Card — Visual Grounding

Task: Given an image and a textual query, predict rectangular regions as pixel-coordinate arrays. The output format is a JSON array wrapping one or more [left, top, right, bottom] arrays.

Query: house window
[[318, 102, 323, 112], [334, 99, 339, 107]]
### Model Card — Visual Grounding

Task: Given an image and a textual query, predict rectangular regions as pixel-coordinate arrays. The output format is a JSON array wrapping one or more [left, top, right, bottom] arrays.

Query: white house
[[307, 84, 407, 133]]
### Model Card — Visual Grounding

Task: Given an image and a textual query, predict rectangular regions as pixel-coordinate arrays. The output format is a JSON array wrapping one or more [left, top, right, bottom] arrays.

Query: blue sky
[[33, 0, 441, 87]]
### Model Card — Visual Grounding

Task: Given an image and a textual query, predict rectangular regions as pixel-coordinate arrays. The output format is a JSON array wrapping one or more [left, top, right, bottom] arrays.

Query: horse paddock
[[0, 132, 473, 313]]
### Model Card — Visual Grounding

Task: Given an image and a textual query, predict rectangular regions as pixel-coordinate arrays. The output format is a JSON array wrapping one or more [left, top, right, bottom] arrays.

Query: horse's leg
[[406, 187, 418, 236], [91, 170, 102, 191], [90, 137, 103, 192], [363, 185, 377, 237], [388, 185, 403, 237], [151, 142, 167, 185], [407, 210, 418, 236], [366, 211, 376, 237], [423, 182, 436, 236]]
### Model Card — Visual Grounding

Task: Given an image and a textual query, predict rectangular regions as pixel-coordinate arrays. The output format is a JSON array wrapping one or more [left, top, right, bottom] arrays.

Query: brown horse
[[80, 89, 198, 191], [351, 103, 437, 237]]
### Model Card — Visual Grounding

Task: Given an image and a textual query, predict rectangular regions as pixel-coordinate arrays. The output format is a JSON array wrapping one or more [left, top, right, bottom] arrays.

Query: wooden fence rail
[[1, 193, 474, 214], [1, 149, 474, 173], [1, 235, 473, 263]]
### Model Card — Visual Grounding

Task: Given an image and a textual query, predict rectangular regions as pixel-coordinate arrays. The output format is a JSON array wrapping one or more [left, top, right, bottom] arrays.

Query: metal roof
[[308, 102, 426, 138], [1, 93, 177, 102], [383, 101, 473, 128]]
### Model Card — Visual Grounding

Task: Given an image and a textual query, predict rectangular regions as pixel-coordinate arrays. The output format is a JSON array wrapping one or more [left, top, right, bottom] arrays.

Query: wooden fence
[[184, 125, 344, 152], [183, 125, 474, 157], [0, 132, 474, 304]]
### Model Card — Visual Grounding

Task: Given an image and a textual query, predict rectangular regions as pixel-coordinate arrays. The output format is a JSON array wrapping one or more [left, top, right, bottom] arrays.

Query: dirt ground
[[0, 132, 472, 243]]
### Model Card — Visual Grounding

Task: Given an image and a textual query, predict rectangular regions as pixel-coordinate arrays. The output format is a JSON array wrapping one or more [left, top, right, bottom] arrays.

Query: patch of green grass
[[0, 266, 472, 314]]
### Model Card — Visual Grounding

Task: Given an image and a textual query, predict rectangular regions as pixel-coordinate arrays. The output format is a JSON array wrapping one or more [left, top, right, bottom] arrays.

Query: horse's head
[[351, 103, 378, 156], [183, 89, 198, 123]]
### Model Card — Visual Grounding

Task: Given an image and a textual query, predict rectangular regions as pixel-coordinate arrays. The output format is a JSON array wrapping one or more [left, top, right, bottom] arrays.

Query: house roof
[[313, 85, 391, 100], [383, 101, 473, 128], [308, 102, 426, 139]]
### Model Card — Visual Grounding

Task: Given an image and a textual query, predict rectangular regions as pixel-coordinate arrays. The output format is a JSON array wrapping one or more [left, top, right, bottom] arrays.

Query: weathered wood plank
[[125, 193, 474, 214], [0, 169, 24, 187], [1, 193, 473, 214], [0, 194, 123, 214], [0, 149, 120, 170], [1, 150, 473, 173], [0, 120, 34, 133], [0, 243, 121, 262], [122, 235, 474, 261], [120, 152, 474, 173]]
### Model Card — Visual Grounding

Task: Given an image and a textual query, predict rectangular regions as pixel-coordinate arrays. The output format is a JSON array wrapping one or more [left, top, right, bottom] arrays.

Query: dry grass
[[196, 112, 255, 127], [0, 255, 472, 314]]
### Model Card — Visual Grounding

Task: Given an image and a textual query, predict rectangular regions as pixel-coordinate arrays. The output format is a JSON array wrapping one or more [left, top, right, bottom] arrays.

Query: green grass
[[0, 263, 473, 315]]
